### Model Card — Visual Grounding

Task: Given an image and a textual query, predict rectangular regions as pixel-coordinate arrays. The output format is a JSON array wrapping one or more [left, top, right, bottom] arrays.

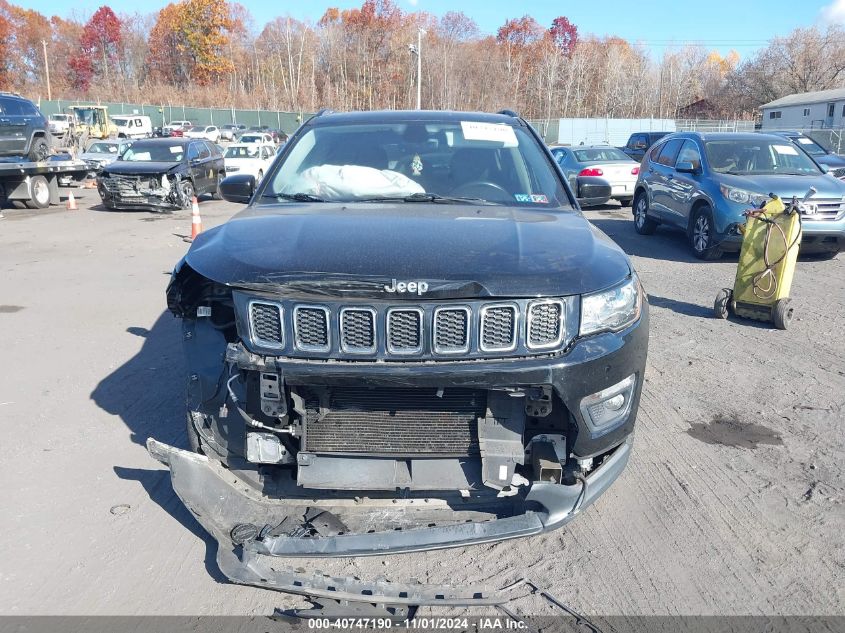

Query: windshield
[[705, 139, 821, 175], [240, 134, 263, 143], [72, 108, 99, 125], [792, 136, 827, 156], [226, 145, 260, 158], [574, 147, 631, 162], [264, 120, 570, 207], [121, 143, 184, 162], [51, 115, 68, 121], [87, 142, 119, 154], [113, 117, 128, 125]]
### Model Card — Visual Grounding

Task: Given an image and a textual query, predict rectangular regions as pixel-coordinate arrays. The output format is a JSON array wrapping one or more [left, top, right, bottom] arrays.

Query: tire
[[181, 180, 195, 209], [713, 288, 732, 319], [690, 205, 723, 260], [212, 173, 224, 200], [633, 193, 657, 235], [618, 197, 633, 208], [28, 137, 49, 163], [27, 175, 50, 209], [772, 298, 793, 330]]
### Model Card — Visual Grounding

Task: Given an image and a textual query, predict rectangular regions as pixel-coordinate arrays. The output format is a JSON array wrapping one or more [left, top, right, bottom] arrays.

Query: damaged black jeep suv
[[150, 110, 648, 594]]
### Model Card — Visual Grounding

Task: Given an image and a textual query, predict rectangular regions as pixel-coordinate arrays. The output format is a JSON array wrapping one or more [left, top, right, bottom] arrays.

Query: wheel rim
[[33, 179, 49, 204], [35, 141, 48, 161], [635, 198, 646, 227], [693, 215, 710, 252]]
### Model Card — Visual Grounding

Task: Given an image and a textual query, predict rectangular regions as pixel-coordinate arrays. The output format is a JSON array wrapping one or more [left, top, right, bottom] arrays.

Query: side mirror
[[676, 161, 698, 174], [819, 164, 830, 174], [576, 175, 612, 208], [220, 174, 256, 204]]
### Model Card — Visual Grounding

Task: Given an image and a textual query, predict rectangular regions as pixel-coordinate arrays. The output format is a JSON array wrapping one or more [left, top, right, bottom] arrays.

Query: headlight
[[580, 275, 642, 336], [719, 184, 767, 206]]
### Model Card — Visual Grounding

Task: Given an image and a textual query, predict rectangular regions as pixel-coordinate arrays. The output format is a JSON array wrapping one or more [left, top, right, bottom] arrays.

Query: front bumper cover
[[147, 435, 631, 597]]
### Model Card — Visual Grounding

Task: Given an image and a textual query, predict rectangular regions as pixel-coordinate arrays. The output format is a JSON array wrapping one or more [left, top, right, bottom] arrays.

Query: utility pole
[[41, 39, 51, 101], [408, 28, 426, 110]]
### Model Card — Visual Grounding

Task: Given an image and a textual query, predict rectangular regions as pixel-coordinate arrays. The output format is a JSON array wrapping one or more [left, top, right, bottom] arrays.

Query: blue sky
[[26, 0, 845, 59]]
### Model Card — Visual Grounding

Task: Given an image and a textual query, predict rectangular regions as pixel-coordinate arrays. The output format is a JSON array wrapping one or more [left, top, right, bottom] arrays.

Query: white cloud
[[820, 0, 845, 23], [407, 0, 418, 6]]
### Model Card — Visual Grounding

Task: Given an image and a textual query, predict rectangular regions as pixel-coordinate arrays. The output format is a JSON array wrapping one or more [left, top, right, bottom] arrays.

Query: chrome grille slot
[[249, 301, 284, 348], [434, 307, 470, 354], [387, 308, 423, 353], [340, 308, 376, 353], [294, 306, 330, 351], [527, 300, 564, 349], [480, 304, 517, 352]]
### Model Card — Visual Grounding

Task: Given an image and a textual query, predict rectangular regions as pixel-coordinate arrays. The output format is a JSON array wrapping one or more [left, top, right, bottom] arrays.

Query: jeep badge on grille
[[384, 279, 429, 295]]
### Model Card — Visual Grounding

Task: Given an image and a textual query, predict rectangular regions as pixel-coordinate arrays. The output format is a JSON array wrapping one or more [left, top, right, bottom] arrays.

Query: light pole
[[41, 39, 51, 101], [408, 27, 426, 110]]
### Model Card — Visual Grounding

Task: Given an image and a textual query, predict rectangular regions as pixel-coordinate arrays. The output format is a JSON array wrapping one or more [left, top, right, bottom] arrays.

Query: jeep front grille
[[527, 300, 564, 349], [480, 304, 517, 351], [387, 308, 423, 353], [249, 301, 284, 348], [243, 295, 573, 360], [294, 306, 330, 351], [303, 387, 484, 456], [340, 308, 376, 353], [434, 307, 470, 353]]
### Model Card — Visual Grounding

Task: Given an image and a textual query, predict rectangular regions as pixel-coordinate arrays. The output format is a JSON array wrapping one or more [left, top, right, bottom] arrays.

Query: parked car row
[[551, 129, 845, 260], [630, 132, 845, 259]]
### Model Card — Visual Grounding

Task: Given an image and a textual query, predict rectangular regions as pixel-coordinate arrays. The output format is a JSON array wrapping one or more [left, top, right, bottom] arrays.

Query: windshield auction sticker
[[461, 121, 518, 146]]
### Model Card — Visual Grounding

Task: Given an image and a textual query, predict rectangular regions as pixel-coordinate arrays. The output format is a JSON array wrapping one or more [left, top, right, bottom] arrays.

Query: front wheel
[[181, 180, 195, 209], [690, 206, 723, 260], [633, 193, 657, 235], [26, 175, 51, 209], [28, 137, 50, 163]]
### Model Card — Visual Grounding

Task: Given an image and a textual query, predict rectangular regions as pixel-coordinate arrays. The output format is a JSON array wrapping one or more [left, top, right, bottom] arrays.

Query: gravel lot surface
[[0, 194, 842, 617]]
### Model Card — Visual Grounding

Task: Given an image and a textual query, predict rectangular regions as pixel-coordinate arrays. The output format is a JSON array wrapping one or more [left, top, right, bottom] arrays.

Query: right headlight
[[719, 184, 768, 206], [580, 275, 642, 336]]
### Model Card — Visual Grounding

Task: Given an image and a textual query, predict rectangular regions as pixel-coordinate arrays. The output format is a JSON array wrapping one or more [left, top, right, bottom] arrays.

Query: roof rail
[[497, 109, 519, 118], [314, 108, 335, 117]]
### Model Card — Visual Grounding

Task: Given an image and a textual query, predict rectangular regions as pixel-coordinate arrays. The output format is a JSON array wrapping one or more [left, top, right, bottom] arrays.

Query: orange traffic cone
[[190, 197, 202, 239], [66, 191, 78, 210]]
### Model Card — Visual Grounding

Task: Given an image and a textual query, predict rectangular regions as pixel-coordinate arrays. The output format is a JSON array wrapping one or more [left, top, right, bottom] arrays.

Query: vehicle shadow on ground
[[92, 311, 227, 582], [113, 465, 227, 583], [91, 310, 185, 448], [646, 294, 713, 318], [589, 213, 741, 265]]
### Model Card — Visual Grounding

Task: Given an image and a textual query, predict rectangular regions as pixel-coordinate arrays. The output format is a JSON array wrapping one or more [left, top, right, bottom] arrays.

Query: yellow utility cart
[[713, 189, 813, 330]]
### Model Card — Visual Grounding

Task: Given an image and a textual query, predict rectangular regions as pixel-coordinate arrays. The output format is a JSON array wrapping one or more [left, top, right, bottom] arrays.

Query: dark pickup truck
[[620, 131, 671, 162], [148, 109, 649, 607]]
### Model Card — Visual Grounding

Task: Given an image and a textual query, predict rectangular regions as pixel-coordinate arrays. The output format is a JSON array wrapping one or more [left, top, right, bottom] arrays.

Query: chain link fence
[[37, 99, 312, 135]]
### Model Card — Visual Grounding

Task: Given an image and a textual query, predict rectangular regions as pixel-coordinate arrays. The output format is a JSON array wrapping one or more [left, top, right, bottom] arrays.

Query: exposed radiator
[[302, 387, 485, 456]]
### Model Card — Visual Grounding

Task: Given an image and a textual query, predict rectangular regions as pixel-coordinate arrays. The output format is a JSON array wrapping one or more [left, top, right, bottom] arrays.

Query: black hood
[[104, 161, 182, 175], [183, 203, 632, 299]]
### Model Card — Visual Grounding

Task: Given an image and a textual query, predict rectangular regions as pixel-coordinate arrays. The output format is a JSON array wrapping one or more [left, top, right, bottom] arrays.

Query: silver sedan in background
[[551, 145, 640, 206]]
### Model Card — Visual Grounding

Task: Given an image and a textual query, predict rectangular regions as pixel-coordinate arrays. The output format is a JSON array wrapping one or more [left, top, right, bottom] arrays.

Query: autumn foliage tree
[[147, 0, 235, 86]]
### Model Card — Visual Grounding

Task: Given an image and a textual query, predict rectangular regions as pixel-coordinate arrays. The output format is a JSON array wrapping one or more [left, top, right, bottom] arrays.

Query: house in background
[[677, 98, 721, 120], [760, 87, 845, 130]]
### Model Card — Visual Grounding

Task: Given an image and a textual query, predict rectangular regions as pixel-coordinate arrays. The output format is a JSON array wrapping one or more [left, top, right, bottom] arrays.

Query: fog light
[[246, 432, 286, 464], [579, 374, 636, 435]]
